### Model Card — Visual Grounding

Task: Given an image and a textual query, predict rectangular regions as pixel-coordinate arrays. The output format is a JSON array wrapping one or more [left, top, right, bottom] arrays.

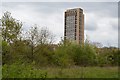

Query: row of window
[[65, 32, 83, 41], [66, 9, 83, 15]]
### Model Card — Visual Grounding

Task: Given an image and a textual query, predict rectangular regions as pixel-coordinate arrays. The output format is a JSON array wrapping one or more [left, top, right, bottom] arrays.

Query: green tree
[[1, 11, 22, 43], [113, 50, 120, 66], [2, 41, 11, 64], [53, 40, 76, 67], [83, 42, 97, 66], [10, 40, 31, 64], [1, 11, 23, 65]]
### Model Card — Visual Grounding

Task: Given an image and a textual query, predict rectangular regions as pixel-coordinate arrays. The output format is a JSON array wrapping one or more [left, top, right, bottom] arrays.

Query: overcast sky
[[1, 0, 120, 2], [1, 2, 118, 47]]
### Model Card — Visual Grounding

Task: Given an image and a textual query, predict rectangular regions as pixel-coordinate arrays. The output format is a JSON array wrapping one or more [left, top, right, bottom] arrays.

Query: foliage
[[2, 63, 48, 78], [2, 41, 11, 64], [33, 44, 55, 66], [96, 48, 119, 67], [1, 11, 22, 43], [83, 42, 97, 66], [53, 44, 73, 67], [111, 50, 120, 66], [2, 65, 118, 78], [10, 40, 32, 64]]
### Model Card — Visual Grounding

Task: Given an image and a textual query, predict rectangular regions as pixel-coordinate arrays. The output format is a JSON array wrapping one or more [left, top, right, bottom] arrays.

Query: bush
[[53, 44, 73, 67], [2, 63, 48, 78], [34, 44, 55, 67], [2, 41, 12, 65]]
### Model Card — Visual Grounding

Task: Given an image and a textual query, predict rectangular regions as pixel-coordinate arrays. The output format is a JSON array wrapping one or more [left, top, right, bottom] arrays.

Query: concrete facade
[[64, 8, 84, 44]]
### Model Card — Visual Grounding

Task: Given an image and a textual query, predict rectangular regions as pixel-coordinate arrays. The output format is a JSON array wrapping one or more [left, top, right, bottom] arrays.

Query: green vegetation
[[1, 11, 119, 78], [2, 64, 118, 78]]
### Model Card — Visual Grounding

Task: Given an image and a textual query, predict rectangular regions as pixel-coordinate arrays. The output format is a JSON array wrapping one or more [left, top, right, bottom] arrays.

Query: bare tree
[[27, 25, 55, 62], [27, 25, 39, 62], [38, 27, 55, 45], [91, 42, 103, 48]]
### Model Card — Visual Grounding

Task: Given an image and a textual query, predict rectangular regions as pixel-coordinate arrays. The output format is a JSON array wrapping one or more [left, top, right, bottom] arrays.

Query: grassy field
[[2, 64, 118, 78], [39, 66, 118, 78]]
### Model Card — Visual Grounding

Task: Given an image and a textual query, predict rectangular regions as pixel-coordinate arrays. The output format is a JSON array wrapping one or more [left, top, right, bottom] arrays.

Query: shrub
[[2, 63, 48, 78]]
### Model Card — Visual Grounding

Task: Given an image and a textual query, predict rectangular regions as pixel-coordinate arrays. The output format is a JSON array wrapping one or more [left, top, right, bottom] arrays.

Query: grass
[[43, 66, 118, 78], [2, 64, 118, 78]]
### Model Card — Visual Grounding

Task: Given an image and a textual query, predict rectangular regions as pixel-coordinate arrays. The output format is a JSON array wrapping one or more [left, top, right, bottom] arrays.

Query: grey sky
[[2, 0, 120, 2], [1, 2, 118, 47]]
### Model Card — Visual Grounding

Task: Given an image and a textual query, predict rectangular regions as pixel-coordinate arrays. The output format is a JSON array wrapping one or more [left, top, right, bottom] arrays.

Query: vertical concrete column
[[76, 8, 80, 44], [82, 14, 84, 44]]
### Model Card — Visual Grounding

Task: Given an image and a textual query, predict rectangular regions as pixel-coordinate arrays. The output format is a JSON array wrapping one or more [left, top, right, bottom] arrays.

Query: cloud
[[85, 13, 98, 31], [85, 16, 118, 47], [109, 18, 118, 30], [2, 0, 120, 2]]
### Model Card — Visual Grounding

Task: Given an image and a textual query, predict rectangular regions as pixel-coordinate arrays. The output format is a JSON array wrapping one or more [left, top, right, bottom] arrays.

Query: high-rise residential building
[[64, 8, 84, 44]]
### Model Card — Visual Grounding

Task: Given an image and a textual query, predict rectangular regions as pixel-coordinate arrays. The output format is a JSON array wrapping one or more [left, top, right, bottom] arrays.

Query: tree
[[28, 26, 55, 49], [2, 41, 11, 64], [83, 42, 97, 66], [27, 25, 39, 62], [9, 39, 31, 64], [34, 27, 55, 66], [53, 43, 73, 67], [1, 11, 22, 65], [27, 26, 55, 63], [38, 27, 55, 45], [1, 11, 22, 43], [113, 49, 120, 66]]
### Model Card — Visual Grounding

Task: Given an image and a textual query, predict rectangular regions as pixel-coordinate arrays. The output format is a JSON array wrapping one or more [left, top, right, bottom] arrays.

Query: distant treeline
[[1, 11, 120, 67]]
